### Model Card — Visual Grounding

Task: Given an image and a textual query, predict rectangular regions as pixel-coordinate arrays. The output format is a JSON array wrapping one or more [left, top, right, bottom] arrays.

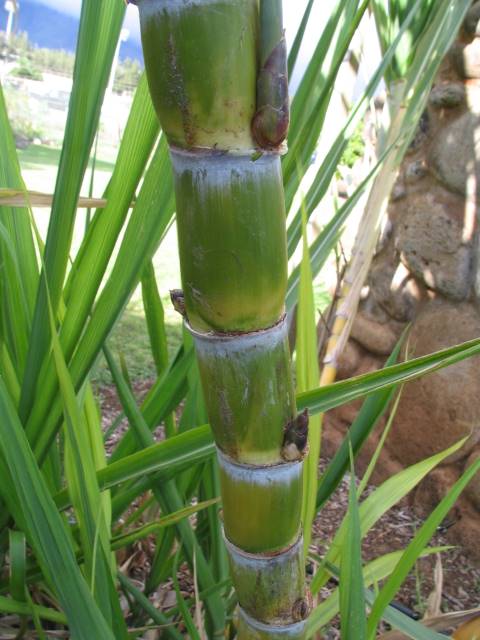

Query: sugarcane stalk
[[132, 0, 309, 636]]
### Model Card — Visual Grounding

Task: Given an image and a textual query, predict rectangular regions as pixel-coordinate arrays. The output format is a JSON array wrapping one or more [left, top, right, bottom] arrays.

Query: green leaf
[[20, 0, 126, 421], [366, 456, 480, 638], [287, 0, 315, 77], [118, 573, 183, 640], [307, 546, 450, 633], [47, 298, 127, 636], [111, 499, 219, 550], [0, 85, 38, 381], [297, 201, 321, 552], [172, 548, 202, 640], [339, 448, 366, 640], [0, 595, 67, 625], [54, 424, 215, 512], [141, 261, 170, 377], [103, 344, 225, 633], [311, 437, 466, 593], [316, 336, 403, 509], [26, 136, 175, 463], [298, 336, 480, 417], [0, 378, 115, 639], [8, 530, 26, 603]]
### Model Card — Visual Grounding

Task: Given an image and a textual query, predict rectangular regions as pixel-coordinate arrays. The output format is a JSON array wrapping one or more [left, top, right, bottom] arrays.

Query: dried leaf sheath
[[133, 0, 308, 636]]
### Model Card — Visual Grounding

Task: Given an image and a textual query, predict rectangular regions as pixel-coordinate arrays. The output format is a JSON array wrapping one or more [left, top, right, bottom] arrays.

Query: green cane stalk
[[132, 0, 309, 636]]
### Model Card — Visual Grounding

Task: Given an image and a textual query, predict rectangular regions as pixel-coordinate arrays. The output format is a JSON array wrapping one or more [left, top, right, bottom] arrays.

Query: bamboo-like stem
[[133, 1, 308, 637]]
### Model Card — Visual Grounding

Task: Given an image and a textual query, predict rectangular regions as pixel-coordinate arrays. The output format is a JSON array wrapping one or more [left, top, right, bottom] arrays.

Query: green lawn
[[18, 144, 116, 172]]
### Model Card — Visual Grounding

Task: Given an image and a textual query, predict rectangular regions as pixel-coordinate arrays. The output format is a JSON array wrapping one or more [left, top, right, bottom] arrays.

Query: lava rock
[[452, 40, 480, 79], [428, 112, 480, 198], [350, 312, 398, 356], [387, 299, 480, 467], [464, 1, 480, 37], [395, 195, 472, 300], [429, 83, 465, 109], [391, 180, 407, 201], [369, 252, 424, 322], [405, 160, 428, 183], [336, 339, 362, 379]]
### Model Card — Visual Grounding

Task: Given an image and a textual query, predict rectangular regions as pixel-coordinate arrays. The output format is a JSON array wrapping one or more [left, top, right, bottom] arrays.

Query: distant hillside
[[12, 0, 142, 62]]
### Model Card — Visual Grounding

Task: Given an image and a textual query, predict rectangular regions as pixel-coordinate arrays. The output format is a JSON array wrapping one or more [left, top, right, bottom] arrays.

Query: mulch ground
[[312, 460, 480, 638]]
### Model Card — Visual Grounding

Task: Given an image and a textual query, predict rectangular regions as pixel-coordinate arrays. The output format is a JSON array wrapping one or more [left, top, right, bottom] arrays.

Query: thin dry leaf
[[424, 553, 443, 619]]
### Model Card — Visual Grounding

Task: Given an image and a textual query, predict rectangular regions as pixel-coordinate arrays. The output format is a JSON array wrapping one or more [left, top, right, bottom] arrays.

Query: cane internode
[[224, 532, 307, 626], [188, 316, 295, 464]]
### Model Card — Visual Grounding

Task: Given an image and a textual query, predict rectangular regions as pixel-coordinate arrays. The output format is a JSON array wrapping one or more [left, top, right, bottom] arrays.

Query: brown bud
[[252, 37, 289, 149], [281, 409, 309, 461], [292, 597, 310, 621], [170, 289, 186, 317]]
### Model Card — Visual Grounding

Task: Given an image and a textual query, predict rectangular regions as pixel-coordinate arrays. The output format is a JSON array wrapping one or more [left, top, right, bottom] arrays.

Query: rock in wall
[[322, 4, 480, 562]]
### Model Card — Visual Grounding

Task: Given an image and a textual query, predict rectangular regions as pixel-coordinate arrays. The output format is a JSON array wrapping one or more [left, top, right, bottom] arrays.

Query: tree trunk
[[134, 0, 309, 637]]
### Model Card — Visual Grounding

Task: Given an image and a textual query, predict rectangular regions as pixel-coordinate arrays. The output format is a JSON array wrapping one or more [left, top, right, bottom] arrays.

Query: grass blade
[[0, 379, 115, 638], [316, 336, 403, 509], [20, 0, 126, 421], [311, 437, 467, 594], [339, 448, 366, 640], [297, 203, 321, 553], [298, 336, 480, 417], [366, 456, 480, 638]]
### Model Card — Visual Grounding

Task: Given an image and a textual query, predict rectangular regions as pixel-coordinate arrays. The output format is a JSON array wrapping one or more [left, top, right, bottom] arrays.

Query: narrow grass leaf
[[8, 530, 26, 603], [172, 548, 202, 640], [297, 203, 321, 552], [0, 378, 115, 639], [0, 86, 38, 381], [104, 344, 225, 633], [48, 306, 127, 636], [26, 137, 175, 463], [311, 438, 466, 593], [20, 0, 126, 421], [111, 499, 219, 550], [298, 336, 480, 417], [316, 336, 403, 509], [118, 573, 183, 640], [307, 546, 448, 633], [0, 595, 67, 625], [367, 456, 480, 638], [339, 446, 366, 640]]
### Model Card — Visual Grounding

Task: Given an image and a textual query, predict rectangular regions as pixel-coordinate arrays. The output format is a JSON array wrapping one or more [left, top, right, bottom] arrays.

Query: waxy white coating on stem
[[135, 0, 228, 12], [239, 607, 307, 637], [186, 314, 287, 350], [224, 529, 303, 565], [216, 447, 302, 487], [170, 148, 282, 190]]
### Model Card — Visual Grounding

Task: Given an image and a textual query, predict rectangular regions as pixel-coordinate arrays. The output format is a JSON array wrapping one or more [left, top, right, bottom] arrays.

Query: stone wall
[[322, 4, 480, 561]]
